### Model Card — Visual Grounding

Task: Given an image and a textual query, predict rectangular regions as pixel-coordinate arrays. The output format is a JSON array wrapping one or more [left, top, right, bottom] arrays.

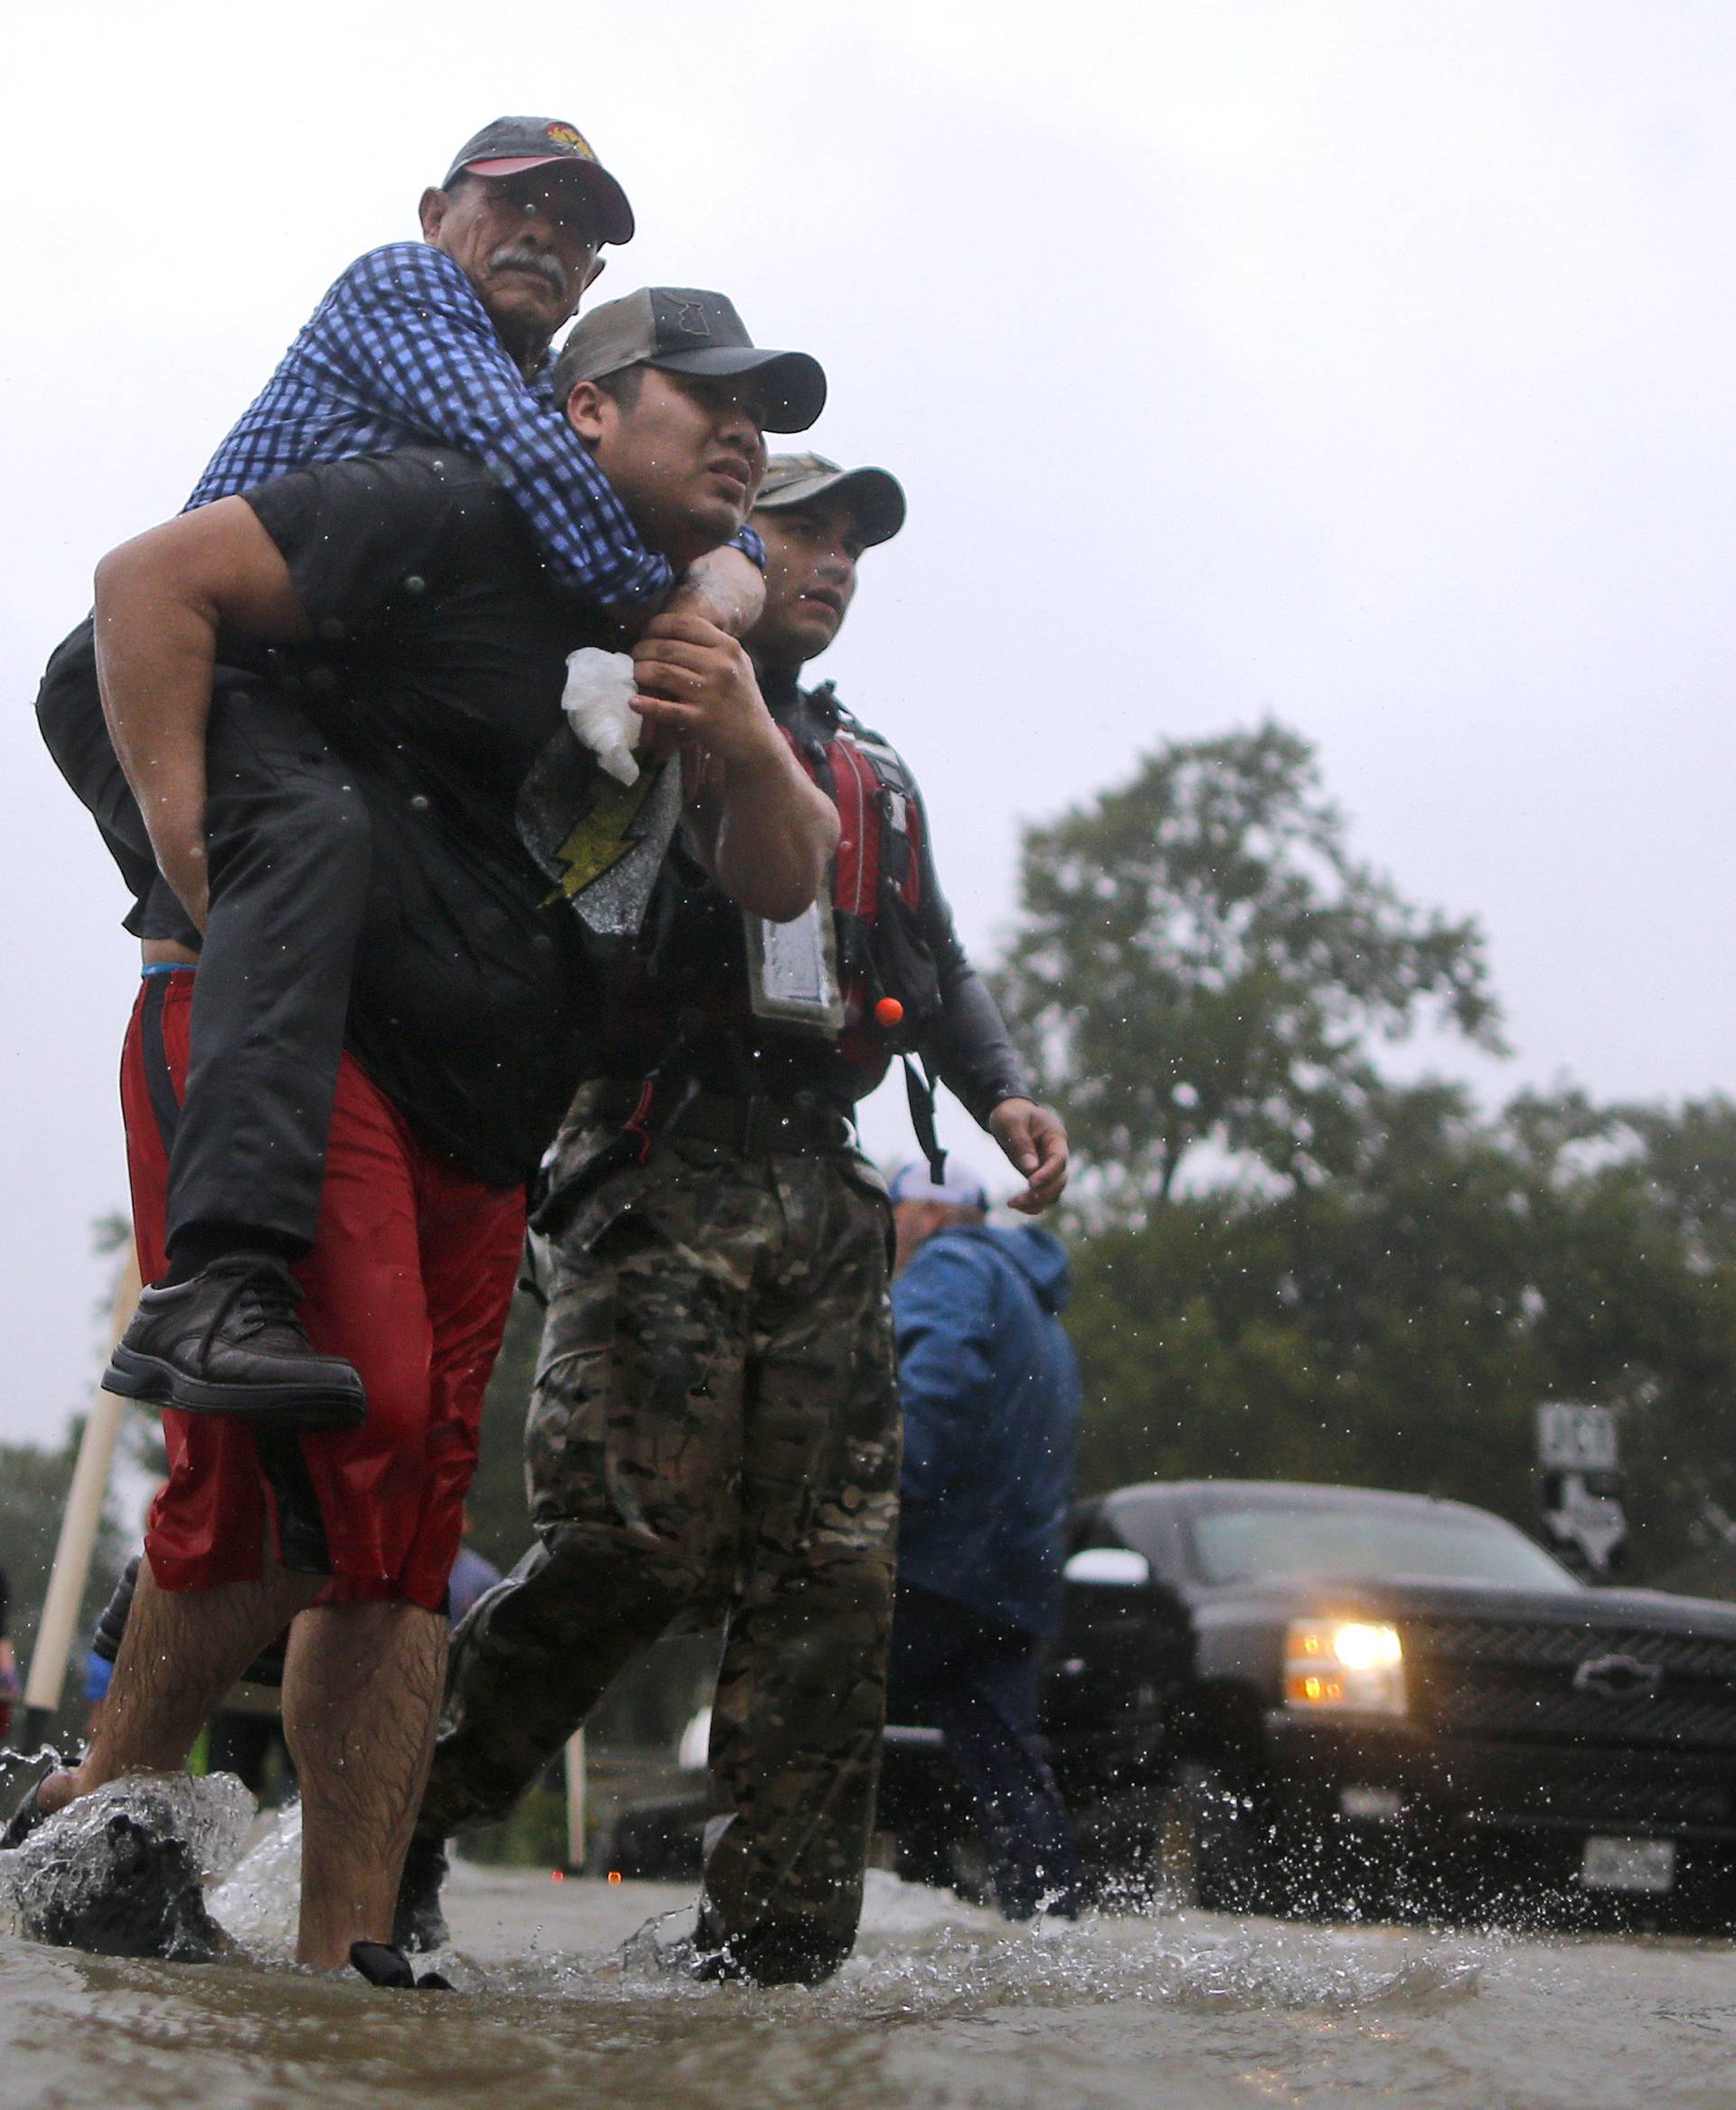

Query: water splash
[[835, 1874, 1488, 2021], [0, 1773, 255, 1961], [205, 1802, 509, 1988], [466, 1867, 1488, 2026], [208, 1800, 303, 1957], [13, 1786, 1490, 2032]]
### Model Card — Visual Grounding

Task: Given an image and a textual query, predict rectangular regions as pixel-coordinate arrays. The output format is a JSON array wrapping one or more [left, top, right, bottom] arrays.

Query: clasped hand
[[630, 613, 778, 771]]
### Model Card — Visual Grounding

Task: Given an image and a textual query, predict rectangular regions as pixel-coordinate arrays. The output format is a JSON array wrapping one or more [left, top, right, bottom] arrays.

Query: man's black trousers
[[887, 1582, 1084, 1920], [38, 620, 369, 1259]]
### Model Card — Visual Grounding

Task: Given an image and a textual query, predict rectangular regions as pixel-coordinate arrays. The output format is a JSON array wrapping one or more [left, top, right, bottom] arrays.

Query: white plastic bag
[[561, 645, 642, 786]]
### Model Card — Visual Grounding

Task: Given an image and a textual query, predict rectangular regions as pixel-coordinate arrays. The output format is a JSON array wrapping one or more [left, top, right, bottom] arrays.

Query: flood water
[[5, 1800, 1736, 2110]]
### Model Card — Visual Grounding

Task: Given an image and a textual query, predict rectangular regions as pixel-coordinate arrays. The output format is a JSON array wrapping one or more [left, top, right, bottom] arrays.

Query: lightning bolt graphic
[[542, 758, 665, 903]]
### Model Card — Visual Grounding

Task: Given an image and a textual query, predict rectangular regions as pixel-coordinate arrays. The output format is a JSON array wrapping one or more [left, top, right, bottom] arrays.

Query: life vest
[[797, 688, 944, 1059], [532, 684, 955, 1229]]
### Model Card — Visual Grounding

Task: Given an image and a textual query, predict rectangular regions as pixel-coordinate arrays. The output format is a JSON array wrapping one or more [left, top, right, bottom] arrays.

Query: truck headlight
[[1284, 1620, 1407, 1718]]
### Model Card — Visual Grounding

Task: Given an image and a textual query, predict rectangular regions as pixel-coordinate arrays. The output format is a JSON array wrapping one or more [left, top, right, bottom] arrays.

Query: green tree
[[995, 722, 1505, 1210], [1064, 1081, 1537, 1502], [1059, 1080, 1736, 1584], [986, 728, 1736, 1584], [1592, 1096, 1736, 1584]]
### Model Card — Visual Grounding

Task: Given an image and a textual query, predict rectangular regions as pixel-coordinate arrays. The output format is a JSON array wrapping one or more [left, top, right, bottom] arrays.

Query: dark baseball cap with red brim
[[442, 116, 635, 245]]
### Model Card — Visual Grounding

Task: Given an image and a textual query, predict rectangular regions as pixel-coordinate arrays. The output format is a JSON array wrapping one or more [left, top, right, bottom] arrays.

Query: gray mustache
[[487, 244, 567, 299]]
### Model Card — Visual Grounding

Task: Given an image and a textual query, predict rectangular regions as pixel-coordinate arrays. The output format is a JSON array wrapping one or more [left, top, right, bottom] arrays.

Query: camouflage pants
[[419, 1112, 900, 1977]]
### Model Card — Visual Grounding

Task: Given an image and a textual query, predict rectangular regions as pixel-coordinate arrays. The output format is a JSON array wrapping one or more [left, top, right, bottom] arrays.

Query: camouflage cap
[[754, 453, 906, 546], [552, 288, 826, 432], [442, 116, 635, 245]]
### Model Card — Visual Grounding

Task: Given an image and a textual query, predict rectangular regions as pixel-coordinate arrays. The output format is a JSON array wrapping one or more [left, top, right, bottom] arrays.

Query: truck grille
[[1404, 1616, 1736, 1750], [1499, 1774, 1730, 1828]]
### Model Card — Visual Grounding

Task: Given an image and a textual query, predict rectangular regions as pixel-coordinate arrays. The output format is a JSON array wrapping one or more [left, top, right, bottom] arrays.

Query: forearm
[[635, 612, 836, 916], [92, 501, 307, 928], [705, 739, 839, 920], [914, 840, 1033, 1119], [898, 1418, 957, 1510], [659, 545, 766, 640], [924, 969, 1032, 1126], [92, 547, 223, 925], [916, 920, 1067, 1208]]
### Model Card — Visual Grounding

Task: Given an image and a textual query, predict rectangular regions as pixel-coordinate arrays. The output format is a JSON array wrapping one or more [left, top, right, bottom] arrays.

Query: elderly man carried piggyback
[[38, 117, 768, 1429], [16, 110, 835, 1983]]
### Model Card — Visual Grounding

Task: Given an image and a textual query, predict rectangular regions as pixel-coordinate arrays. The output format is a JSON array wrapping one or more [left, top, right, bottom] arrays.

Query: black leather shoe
[[104, 1256, 366, 1432], [392, 1831, 451, 1955]]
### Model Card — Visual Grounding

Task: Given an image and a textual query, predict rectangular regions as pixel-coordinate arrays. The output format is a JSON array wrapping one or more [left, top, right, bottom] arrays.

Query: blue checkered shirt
[[187, 242, 760, 610]]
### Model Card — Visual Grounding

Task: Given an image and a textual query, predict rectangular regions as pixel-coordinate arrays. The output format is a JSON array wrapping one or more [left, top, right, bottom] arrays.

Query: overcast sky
[[5, 0, 1735, 1450]]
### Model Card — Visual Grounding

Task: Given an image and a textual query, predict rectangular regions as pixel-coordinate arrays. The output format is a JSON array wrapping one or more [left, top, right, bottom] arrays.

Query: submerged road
[[4, 1825, 1736, 2109]]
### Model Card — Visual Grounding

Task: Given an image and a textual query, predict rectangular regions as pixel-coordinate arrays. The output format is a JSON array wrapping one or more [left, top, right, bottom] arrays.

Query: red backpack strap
[[827, 735, 882, 918], [843, 730, 923, 909], [779, 720, 810, 773]]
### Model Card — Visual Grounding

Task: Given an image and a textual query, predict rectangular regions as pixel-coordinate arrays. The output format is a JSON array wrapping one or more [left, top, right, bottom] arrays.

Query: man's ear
[[583, 254, 608, 290], [565, 380, 609, 444], [419, 186, 448, 242]]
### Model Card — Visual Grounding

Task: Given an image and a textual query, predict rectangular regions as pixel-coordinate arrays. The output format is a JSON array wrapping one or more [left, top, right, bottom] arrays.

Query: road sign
[[1536, 1401, 1618, 1474]]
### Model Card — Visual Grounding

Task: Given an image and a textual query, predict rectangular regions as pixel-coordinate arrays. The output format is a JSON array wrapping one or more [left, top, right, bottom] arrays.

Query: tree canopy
[[995, 721, 1505, 1210], [1061, 1084, 1736, 1578], [994, 724, 1736, 1589]]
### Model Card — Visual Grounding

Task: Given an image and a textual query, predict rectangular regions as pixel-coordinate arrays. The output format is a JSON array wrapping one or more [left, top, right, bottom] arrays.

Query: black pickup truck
[[883, 1479, 1736, 1930]]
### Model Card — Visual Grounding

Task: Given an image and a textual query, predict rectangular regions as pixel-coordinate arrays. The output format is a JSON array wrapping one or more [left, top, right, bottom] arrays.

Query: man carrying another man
[[19, 292, 835, 1978], [36, 117, 766, 1430], [396, 452, 1069, 1985]]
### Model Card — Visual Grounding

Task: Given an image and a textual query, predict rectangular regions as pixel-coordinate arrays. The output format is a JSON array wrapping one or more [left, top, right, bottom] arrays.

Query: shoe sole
[[104, 1345, 367, 1433]]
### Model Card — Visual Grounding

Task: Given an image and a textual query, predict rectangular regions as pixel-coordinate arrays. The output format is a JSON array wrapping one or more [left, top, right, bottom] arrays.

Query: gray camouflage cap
[[754, 453, 906, 545], [552, 287, 826, 432]]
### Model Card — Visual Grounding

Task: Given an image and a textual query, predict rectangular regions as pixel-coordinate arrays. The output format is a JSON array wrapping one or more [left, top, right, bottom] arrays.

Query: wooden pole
[[563, 1728, 587, 1870], [18, 1250, 140, 1752]]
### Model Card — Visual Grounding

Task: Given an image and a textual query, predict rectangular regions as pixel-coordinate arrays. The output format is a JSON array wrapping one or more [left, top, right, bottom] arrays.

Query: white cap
[[888, 1161, 989, 1210]]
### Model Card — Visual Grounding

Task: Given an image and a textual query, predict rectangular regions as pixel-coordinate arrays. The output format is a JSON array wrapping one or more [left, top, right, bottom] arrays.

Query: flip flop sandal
[[350, 1939, 454, 1992]]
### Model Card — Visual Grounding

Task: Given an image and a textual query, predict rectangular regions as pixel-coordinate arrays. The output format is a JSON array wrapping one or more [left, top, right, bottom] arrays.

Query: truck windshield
[[1187, 1502, 1580, 1592]]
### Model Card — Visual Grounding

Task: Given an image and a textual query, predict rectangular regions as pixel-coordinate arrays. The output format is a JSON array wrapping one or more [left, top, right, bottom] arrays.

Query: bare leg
[[281, 1600, 446, 1970], [40, 1559, 323, 1813]]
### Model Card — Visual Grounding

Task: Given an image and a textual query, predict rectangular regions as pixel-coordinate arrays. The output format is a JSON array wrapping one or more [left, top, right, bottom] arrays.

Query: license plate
[[1580, 1835, 1675, 1893]]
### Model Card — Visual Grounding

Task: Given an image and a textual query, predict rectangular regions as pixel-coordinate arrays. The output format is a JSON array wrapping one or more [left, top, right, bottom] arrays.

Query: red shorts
[[122, 969, 525, 1612]]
